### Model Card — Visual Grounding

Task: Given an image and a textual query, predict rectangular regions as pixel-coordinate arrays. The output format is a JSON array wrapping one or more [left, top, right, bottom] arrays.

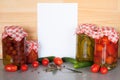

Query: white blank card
[[37, 3, 78, 58]]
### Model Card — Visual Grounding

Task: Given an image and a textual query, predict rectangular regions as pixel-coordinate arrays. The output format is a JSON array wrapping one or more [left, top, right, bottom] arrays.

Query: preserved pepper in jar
[[26, 41, 38, 64], [76, 24, 98, 62], [2, 26, 28, 66], [94, 27, 119, 70]]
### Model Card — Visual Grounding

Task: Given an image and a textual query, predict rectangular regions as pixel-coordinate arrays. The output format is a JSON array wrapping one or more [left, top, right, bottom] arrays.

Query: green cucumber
[[62, 57, 93, 69], [37, 56, 55, 63], [74, 61, 93, 69], [62, 57, 78, 64]]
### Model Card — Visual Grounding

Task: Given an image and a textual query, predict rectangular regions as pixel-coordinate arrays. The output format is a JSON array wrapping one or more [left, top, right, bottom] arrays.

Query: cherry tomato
[[114, 58, 117, 63], [96, 44, 103, 52], [32, 61, 39, 68], [101, 36, 110, 45], [53, 57, 63, 66], [4, 64, 17, 72], [42, 58, 49, 66], [21, 64, 28, 71], [94, 57, 101, 64], [100, 66, 108, 74], [95, 39, 101, 43], [95, 51, 103, 58], [106, 56, 114, 65], [90, 64, 100, 73], [107, 45, 115, 56]]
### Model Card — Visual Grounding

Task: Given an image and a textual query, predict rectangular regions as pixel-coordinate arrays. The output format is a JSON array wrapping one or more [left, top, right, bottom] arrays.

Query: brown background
[[0, 0, 120, 59]]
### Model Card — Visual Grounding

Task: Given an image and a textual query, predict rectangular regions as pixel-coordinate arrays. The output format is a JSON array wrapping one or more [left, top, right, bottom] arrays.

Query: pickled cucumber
[[76, 34, 94, 61]]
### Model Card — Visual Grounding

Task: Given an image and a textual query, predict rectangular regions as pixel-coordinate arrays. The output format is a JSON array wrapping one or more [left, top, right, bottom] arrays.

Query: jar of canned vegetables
[[94, 27, 119, 70], [26, 40, 38, 64], [76, 24, 98, 62], [2, 26, 28, 66]]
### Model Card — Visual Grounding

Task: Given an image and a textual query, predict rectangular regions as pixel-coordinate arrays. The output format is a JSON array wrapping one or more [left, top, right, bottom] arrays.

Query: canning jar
[[76, 34, 94, 61], [94, 27, 119, 70], [2, 26, 28, 66], [26, 41, 38, 64], [76, 24, 98, 62]]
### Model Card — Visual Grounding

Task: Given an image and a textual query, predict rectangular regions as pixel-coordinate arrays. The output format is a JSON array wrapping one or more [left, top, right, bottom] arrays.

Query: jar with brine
[[26, 41, 38, 64], [94, 27, 119, 70], [76, 24, 98, 62], [2, 26, 28, 66]]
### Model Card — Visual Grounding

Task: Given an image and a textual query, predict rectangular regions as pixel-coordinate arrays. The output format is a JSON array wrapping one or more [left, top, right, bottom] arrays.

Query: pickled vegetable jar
[[76, 24, 98, 62], [26, 41, 38, 64], [2, 26, 28, 66], [94, 27, 119, 70], [76, 34, 94, 61]]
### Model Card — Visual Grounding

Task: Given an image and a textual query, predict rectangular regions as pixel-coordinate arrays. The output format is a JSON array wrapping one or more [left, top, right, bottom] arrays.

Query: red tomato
[[101, 36, 110, 45], [21, 64, 28, 71], [95, 39, 101, 43], [42, 58, 49, 66], [113, 43, 118, 50], [90, 64, 100, 73], [32, 61, 39, 68], [114, 58, 117, 63], [4, 64, 17, 72], [107, 45, 116, 56], [94, 57, 101, 64], [96, 44, 103, 52], [53, 57, 63, 66], [95, 51, 103, 58], [100, 66, 108, 74], [106, 56, 114, 65]]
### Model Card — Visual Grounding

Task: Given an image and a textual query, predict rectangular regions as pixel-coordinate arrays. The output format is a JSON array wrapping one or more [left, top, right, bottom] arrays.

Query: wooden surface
[[0, 0, 120, 59]]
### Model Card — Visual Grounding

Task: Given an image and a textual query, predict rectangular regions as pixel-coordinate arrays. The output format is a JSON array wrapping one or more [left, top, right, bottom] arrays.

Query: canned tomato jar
[[2, 26, 28, 66], [94, 27, 119, 70], [76, 24, 99, 62], [26, 40, 38, 64]]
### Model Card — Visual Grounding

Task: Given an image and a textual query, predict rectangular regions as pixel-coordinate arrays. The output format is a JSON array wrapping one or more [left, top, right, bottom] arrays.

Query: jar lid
[[2, 26, 28, 41], [100, 27, 119, 43], [76, 24, 119, 43], [76, 23, 100, 39], [26, 40, 38, 55]]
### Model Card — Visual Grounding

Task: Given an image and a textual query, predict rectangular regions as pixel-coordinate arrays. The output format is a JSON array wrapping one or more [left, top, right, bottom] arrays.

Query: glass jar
[[2, 36, 26, 66], [26, 41, 38, 64], [2, 26, 28, 66], [76, 34, 94, 61], [26, 50, 38, 64], [94, 36, 118, 70]]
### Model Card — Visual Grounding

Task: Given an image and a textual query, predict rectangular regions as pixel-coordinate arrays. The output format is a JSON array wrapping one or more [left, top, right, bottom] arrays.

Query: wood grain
[[0, 0, 120, 59]]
